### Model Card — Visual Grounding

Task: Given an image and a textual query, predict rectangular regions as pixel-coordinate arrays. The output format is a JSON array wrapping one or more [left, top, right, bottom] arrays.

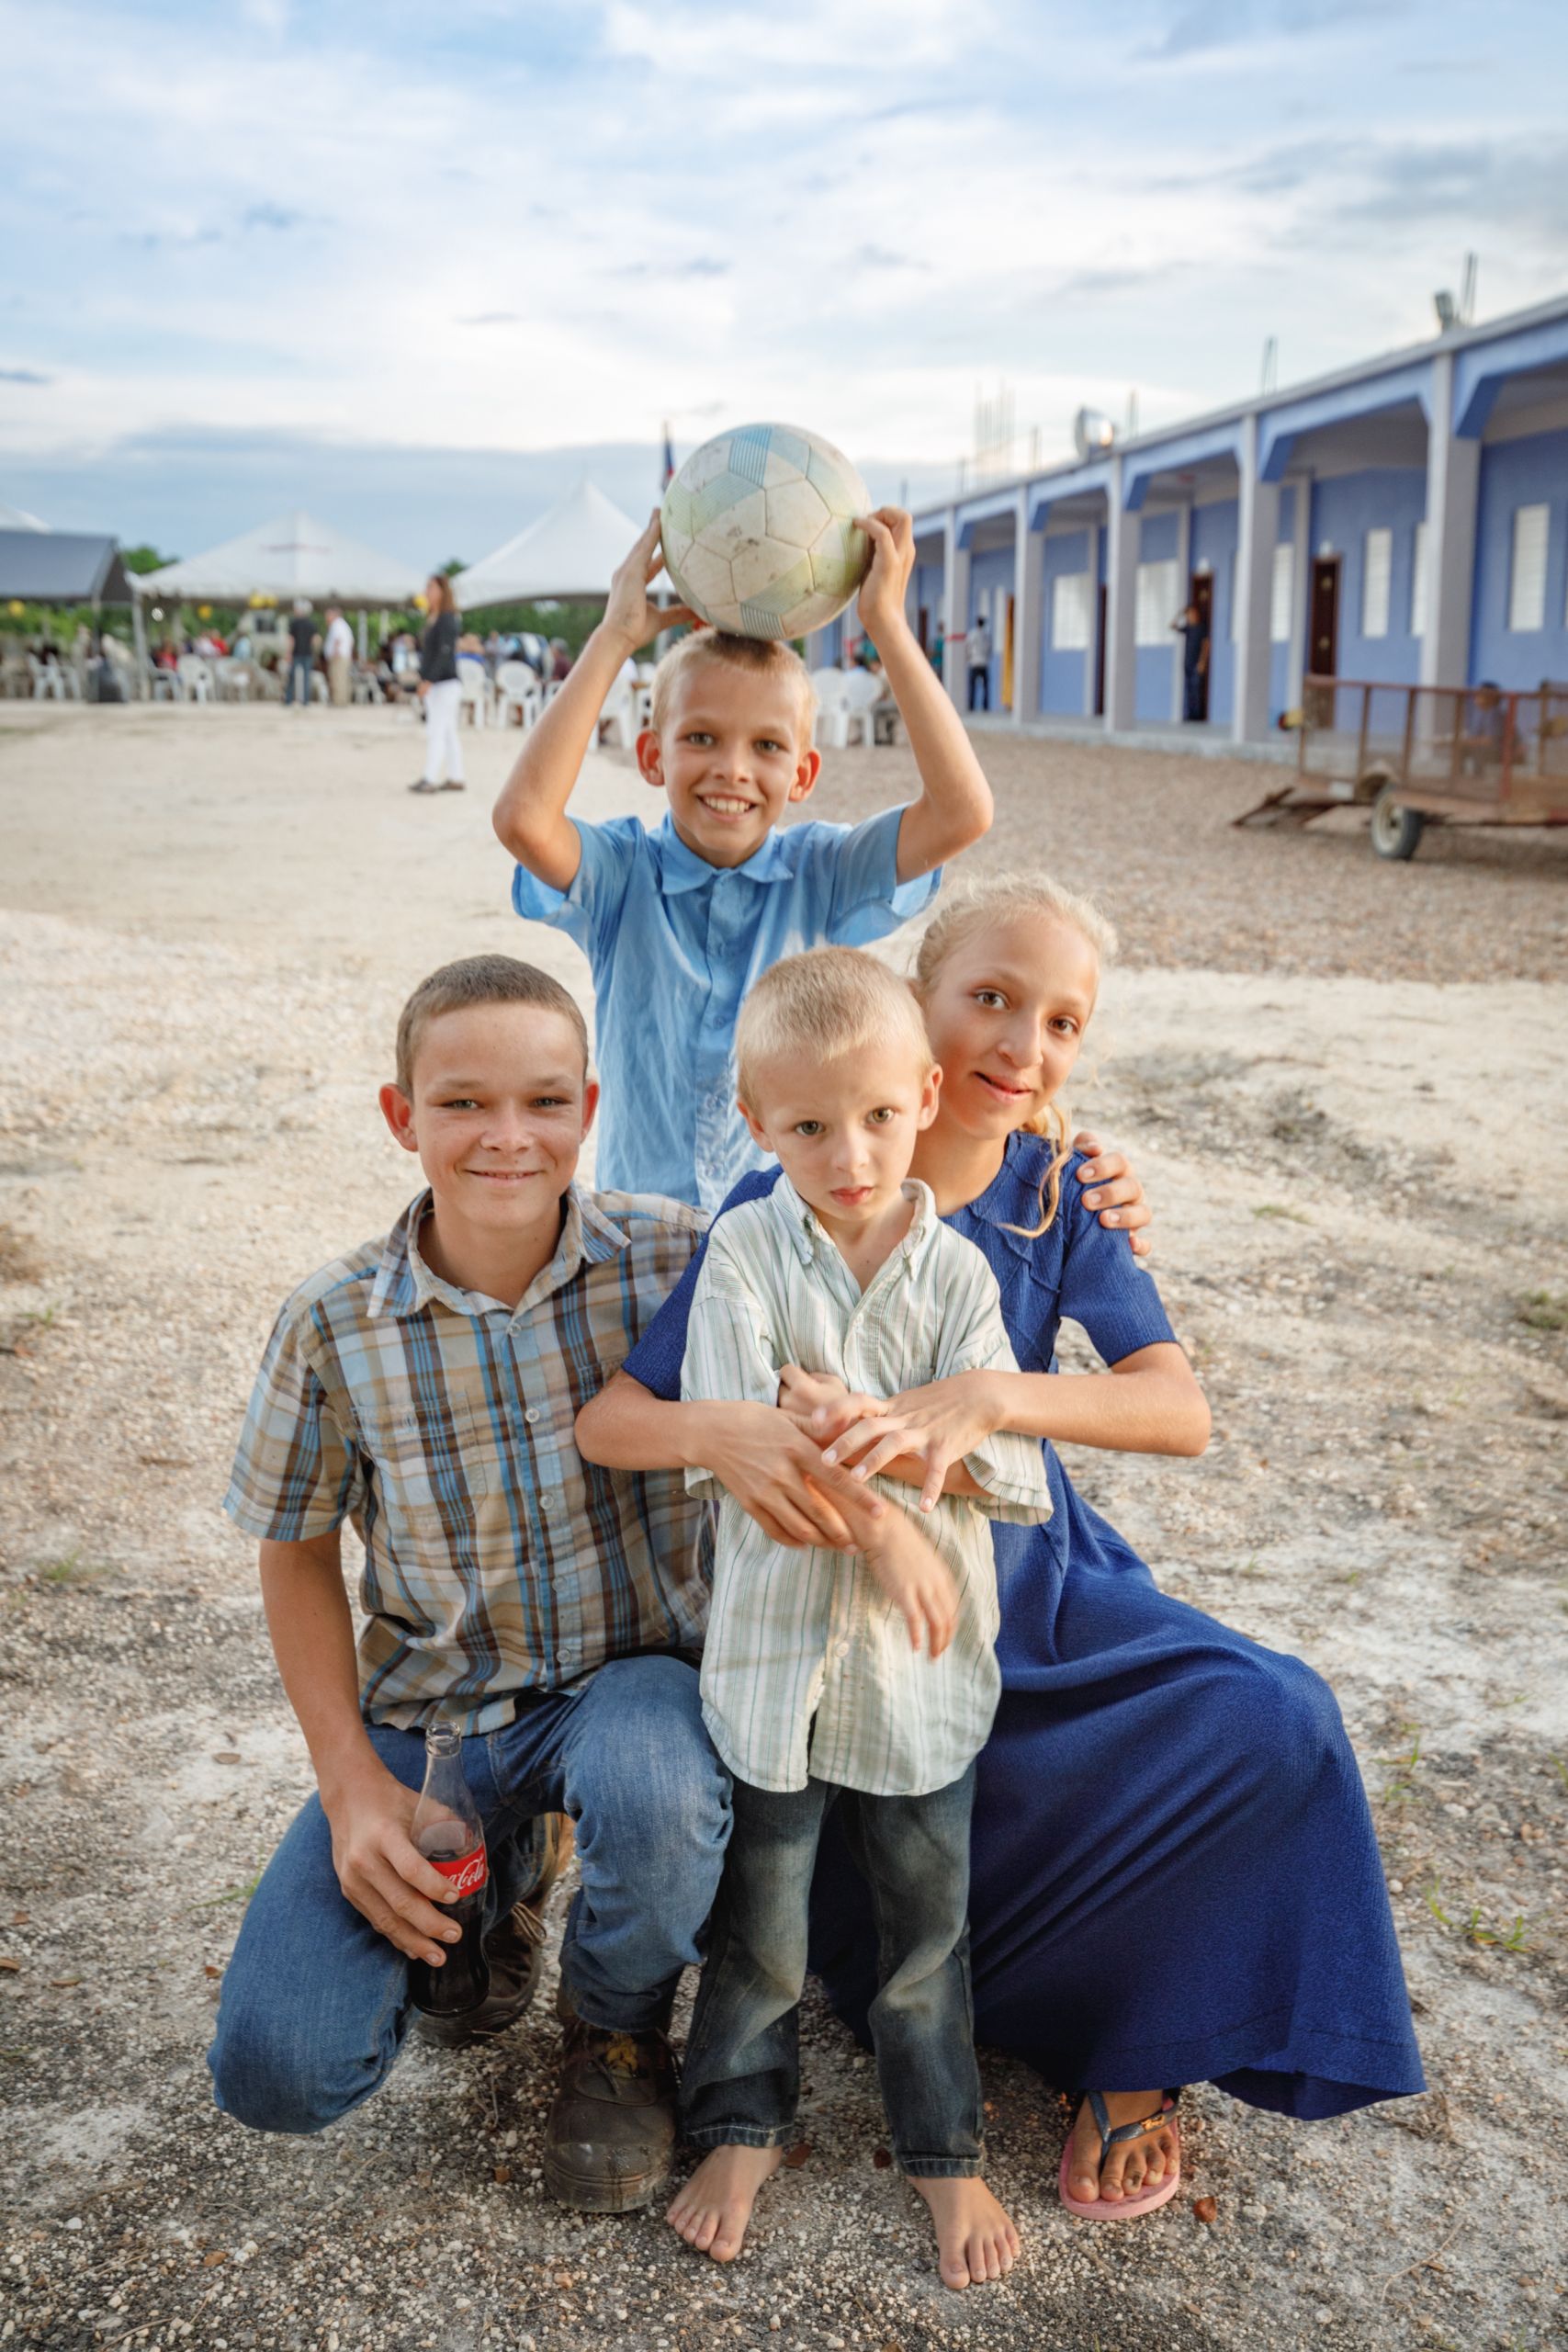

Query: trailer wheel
[[1371, 784, 1426, 862]]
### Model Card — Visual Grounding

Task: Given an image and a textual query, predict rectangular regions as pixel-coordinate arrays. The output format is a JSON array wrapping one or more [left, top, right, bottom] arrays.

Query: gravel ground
[[2, 703, 1566, 2352]]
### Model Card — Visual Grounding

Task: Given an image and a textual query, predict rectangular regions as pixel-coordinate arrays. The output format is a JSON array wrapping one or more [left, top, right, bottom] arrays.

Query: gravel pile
[[2, 706, 1565, 2350]]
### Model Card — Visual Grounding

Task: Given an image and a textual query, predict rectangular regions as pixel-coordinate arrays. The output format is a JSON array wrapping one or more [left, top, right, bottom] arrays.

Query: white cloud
[[0, 0, 1563, 499]]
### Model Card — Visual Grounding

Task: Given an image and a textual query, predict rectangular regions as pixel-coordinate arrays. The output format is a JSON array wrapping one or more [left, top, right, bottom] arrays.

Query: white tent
[[456, 481, 642, 608], [0, 500, 48, 530], [134, 508, 419, 605]]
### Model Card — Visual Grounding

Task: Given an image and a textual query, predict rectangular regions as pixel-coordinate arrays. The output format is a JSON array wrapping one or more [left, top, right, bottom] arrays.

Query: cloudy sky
[[3, 0, 1566, 564]]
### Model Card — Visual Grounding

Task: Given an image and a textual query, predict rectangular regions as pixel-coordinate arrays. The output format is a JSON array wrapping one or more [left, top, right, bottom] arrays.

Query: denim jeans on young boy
[[284, 655, 312, 706], [682, 1762, 982, 2178], [209, 1656, 730, 2135]]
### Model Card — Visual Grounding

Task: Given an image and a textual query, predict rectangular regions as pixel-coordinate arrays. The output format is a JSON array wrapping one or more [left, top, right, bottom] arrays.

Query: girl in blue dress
[[580, 874, 1423, 2225]]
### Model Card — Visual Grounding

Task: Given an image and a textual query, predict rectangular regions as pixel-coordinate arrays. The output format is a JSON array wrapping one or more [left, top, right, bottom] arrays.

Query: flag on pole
[[660, 424, 676, 490]]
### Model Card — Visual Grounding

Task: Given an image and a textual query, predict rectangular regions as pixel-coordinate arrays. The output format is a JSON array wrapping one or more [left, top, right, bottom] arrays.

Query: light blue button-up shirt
[[511, 807, 941, 1210]]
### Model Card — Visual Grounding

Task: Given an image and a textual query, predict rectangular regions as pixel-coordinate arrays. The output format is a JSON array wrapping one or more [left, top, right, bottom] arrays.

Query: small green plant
[[1424, 1877, 1529, 1951], [1517, 1291, 1568, 1332], [1381, 1724, 1422, 1806], [1549, 1753, 1568, 1792], [37, 1548, 102, 1587], [1252, 1202, 1312, 1224], [193, 1869, 265, 1911]]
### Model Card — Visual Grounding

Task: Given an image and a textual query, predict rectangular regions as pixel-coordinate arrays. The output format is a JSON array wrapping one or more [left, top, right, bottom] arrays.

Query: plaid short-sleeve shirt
[[224, 1185, 710, 1733]]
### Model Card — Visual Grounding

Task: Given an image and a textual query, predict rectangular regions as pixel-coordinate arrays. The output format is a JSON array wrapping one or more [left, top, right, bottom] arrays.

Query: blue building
[[813, 292, 1568, 744]]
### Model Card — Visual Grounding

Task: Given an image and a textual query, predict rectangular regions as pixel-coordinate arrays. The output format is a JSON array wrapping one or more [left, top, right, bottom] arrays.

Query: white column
[[1103, 458, 1138, 733], [1011, 486, 1041, 726], [1170, 502, 1192, 723], [1285, 473, 1311, 708], [942, 510, 971, 713], [1420, 349, 1480, 692], [1233, 414, 1282, 743]]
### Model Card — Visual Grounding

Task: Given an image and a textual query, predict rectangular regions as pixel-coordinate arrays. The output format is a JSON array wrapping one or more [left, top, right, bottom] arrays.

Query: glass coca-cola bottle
[[407, 1723, 492, 2018]]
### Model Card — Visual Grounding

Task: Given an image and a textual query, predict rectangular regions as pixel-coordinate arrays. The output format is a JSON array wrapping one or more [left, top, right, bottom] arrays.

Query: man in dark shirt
[[1173, 601, 1209, 722], [285, 602, 319, 708]]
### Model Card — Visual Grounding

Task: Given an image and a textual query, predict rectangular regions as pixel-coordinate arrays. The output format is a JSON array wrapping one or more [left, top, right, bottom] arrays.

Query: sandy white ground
[[1, 700, 1565, 2352]]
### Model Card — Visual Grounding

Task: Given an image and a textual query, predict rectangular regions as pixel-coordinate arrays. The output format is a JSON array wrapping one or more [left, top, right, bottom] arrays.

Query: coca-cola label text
[[429, 1844, 488, 1897]]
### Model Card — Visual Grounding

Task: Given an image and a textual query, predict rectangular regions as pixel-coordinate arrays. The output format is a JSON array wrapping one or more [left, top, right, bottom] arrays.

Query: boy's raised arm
[[491, 513, 697, 889], [854, 508, 994, 883]]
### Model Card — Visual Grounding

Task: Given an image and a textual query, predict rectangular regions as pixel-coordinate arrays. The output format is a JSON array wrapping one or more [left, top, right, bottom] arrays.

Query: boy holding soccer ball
[[492, 507, 993, 1212]]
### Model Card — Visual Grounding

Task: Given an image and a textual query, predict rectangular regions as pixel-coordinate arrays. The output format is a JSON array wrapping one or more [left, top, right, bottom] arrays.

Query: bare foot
[[911, 2175, 1020, 2290], [666, 2144, 783, 2262], [1066, 2090, 1177, 2207]]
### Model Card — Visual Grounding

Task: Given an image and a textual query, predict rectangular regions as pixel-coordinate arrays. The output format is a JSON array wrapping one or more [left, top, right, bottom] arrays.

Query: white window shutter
[[1362, 528, 1392, 639], [1509, 503, 1549, 633], [1269, 543, 1292, 643]]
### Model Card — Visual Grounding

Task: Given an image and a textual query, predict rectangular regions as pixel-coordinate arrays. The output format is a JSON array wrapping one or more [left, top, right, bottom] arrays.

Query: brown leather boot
[[542, 1986, 679, 2212], [416, 1813, 573, 2050]]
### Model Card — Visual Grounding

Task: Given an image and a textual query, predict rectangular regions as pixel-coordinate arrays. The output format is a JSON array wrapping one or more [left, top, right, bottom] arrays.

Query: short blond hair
[[736, 947, 933, 1110], [395, 955, 589, 1095], [650, 629, 817, 744]]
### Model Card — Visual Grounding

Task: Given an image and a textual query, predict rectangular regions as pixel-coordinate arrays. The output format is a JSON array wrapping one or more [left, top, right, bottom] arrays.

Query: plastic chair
[[176, 654, 214, 704], [599, 680, 637, 749], [457, 658, 490, 728], [809, 665, 852, 750], [495, 661, 541, 728], [840, 668, 882, 746]]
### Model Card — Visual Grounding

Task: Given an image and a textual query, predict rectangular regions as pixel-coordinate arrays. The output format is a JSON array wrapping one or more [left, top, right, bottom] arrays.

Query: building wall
[[1470, 426, 1568, 689], [1306, 467, 1427, 688], [968, 544, 1014, 707], [1134, 510, 1181, 720], [1040, 527, 1091, 715]]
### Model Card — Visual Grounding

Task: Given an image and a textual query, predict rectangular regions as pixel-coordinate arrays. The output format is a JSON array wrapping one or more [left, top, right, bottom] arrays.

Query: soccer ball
[[660, 423, 871, 640]]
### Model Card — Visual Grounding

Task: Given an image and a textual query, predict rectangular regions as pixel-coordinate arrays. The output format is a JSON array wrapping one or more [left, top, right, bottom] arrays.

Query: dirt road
[[2, 701, 1564, 2352]]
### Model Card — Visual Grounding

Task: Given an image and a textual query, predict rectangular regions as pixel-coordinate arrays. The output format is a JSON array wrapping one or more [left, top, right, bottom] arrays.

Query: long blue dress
[[622, 1135, 1424, 2120]]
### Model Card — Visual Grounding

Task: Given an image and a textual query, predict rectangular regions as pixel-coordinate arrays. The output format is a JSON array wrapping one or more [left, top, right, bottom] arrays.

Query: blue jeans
[[682, 1764, 982, 2178], [209, 1657, 731, 2134], [285, 656, 312, 706]]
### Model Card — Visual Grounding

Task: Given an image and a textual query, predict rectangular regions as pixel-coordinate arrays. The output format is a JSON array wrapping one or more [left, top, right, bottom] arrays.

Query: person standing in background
[[966, 613, 991, 712], [323, 606, 354, 707], [285, 600, 318, 708], [411, 574, 465, 795], [1173, 601, 1210, 723]]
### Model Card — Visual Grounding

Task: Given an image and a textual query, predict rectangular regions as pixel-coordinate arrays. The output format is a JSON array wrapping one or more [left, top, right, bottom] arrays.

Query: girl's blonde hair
[[912, 873, 1117, 1240]]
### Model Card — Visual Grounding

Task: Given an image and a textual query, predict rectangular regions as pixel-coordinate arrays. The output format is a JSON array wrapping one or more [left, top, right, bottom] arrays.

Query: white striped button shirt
[[682, 1176, 1054, 1796]]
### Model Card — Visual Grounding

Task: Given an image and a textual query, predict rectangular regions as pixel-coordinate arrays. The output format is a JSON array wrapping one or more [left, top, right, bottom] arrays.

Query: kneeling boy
[[666, 950, 1054, 2290], [211, 955, 728, 2212]]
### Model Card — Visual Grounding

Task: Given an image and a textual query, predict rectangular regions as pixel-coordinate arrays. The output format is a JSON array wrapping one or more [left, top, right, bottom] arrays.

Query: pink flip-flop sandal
[[1058, 2092, 1181, 2221]]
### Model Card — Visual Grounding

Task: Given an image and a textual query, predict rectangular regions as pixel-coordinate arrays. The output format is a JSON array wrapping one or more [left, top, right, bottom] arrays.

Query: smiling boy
[[493, 507, 994, 1212], [211, 956, 729, 2213]]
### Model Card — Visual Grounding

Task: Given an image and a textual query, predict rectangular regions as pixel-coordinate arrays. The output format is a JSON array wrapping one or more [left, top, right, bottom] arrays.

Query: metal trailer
[[1235, 677, 1568, 859]]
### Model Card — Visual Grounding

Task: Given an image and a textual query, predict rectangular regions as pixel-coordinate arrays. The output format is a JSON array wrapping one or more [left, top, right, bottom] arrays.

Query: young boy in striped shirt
[[667, 948, 1053, 2290]]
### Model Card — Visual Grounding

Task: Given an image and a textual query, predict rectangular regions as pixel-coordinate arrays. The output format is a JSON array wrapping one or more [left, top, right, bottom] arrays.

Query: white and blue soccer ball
[[660, 423, 871, 640]]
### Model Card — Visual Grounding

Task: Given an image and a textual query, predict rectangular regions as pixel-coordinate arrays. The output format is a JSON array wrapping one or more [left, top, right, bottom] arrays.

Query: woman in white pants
[[410, 573, 465, 793]]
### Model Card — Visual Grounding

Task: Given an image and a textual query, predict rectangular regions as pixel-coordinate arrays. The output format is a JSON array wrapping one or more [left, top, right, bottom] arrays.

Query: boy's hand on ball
[[603, 512, 700, 653], [854, 507, 917, 642], [863, 1511, 959, 1659]]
